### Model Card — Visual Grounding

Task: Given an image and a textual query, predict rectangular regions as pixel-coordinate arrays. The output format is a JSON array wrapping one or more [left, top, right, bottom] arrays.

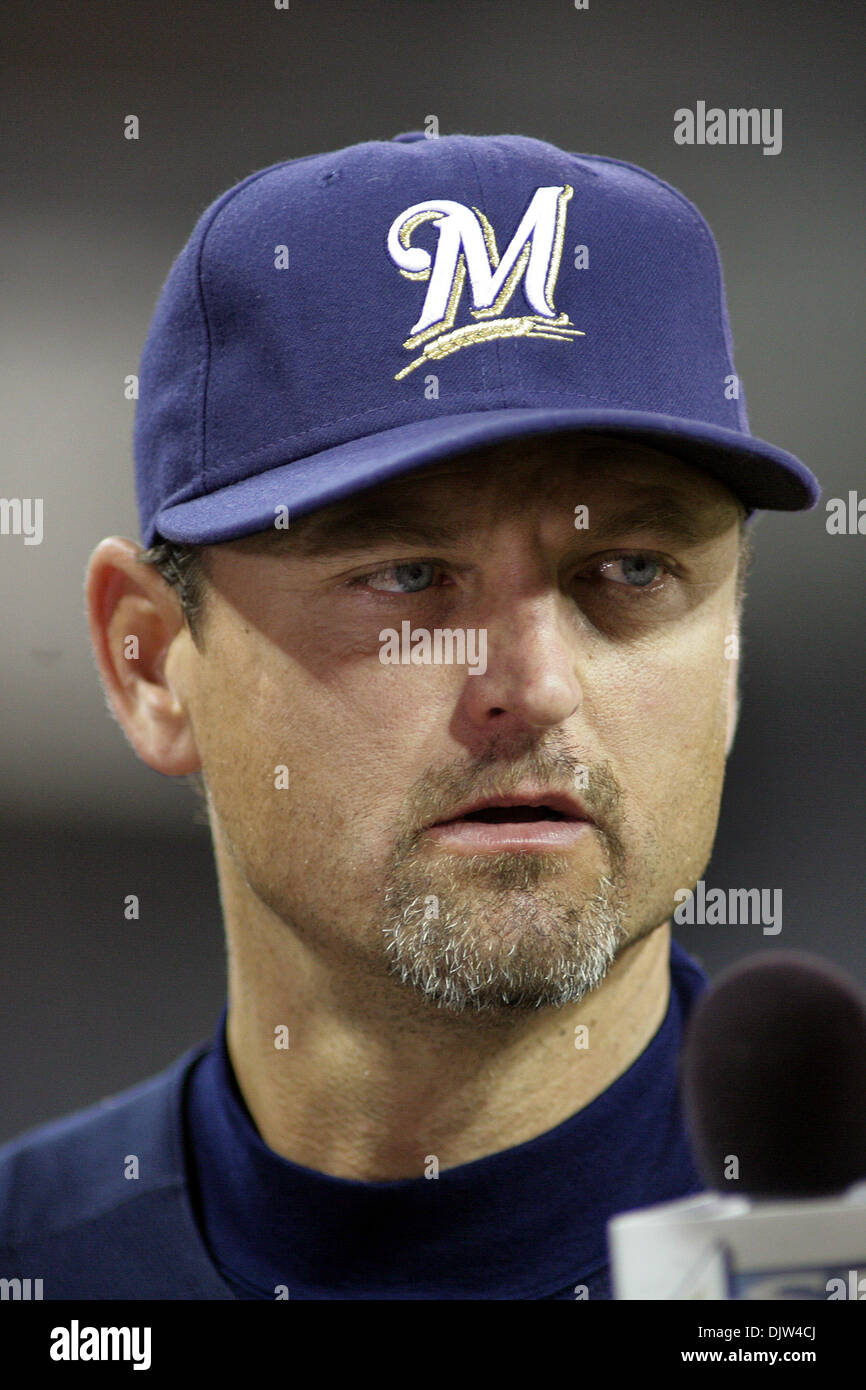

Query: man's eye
[[593, 553, 669, 589], [351, 561, 443, 594]]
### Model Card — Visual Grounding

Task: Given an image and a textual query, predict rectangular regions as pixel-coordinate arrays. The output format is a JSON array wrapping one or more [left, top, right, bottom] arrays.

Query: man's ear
[[85, 536, 201, 775]]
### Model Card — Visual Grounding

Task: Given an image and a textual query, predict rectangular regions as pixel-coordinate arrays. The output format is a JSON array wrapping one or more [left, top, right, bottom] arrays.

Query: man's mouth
[[452, 804, 571, 823], [425, 791, 595, 853]]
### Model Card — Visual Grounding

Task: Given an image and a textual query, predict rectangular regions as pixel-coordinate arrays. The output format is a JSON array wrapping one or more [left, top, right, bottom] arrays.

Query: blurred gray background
[[2, 0, 863, 1141]]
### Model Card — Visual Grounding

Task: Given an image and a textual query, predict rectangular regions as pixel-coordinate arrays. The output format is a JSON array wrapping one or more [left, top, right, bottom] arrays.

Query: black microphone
[[681, 949, 866, 1198], [608, 950, 866, 1298]]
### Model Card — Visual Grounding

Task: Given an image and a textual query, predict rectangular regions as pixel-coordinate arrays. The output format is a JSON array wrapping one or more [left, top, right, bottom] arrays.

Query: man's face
[[169, 434, 743, 1015]]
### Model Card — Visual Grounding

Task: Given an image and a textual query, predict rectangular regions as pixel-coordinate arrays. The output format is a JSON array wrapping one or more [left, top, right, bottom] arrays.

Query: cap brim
[[152, 407, 820, 544]]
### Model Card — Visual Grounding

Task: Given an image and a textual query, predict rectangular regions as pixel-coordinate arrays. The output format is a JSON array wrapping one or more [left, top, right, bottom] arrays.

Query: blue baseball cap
[[134, 130, 820, 546]]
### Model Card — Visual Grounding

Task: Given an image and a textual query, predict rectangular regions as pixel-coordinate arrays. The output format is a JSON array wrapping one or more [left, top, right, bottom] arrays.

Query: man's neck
[[221, 878, 672, 1182]]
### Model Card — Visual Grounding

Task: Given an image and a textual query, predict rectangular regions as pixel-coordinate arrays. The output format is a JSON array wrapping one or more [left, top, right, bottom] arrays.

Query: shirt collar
[[184, 938, 707, 1299]]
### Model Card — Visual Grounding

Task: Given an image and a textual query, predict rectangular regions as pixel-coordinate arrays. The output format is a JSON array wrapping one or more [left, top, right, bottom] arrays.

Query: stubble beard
[[380, 824, 633, 1016]]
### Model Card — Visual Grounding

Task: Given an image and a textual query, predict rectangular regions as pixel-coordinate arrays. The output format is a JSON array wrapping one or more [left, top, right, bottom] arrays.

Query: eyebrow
[[589, 495, 716, 545], [257, 487, 727, 558]]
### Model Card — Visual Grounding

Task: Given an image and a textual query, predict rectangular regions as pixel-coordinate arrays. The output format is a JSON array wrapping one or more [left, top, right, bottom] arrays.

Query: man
[[0, 131, 818, 1299]]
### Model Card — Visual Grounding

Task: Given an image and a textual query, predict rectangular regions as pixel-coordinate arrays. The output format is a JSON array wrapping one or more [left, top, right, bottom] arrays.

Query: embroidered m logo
[[387, 184, 583, 379]]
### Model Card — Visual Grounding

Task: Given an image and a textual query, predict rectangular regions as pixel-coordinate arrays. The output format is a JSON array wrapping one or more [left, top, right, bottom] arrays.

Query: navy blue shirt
[[183, 937, 708, 1299]]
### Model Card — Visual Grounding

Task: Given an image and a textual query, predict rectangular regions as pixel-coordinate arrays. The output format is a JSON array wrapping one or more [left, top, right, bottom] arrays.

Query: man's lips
[[430, 790, 594, 827], [425, 790, 596, 853]]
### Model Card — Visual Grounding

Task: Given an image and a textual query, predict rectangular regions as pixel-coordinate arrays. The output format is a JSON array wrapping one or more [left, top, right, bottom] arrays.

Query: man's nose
[[457, 589, 584, 733]]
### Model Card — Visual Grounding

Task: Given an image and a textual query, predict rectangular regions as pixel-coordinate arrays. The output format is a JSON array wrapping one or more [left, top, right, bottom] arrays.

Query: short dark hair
[[136, 537, 210, 814], [138, 537, 209, 646]]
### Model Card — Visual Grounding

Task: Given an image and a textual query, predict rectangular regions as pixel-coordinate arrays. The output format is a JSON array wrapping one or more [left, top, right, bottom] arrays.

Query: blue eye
[[614, 555, 662, 587], [600, 553, 667, 586], [359, 561, 439, 593]]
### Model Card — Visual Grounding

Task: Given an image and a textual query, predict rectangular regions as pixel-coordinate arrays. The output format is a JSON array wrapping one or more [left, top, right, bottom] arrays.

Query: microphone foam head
[[681, 949, 866, 1198]]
